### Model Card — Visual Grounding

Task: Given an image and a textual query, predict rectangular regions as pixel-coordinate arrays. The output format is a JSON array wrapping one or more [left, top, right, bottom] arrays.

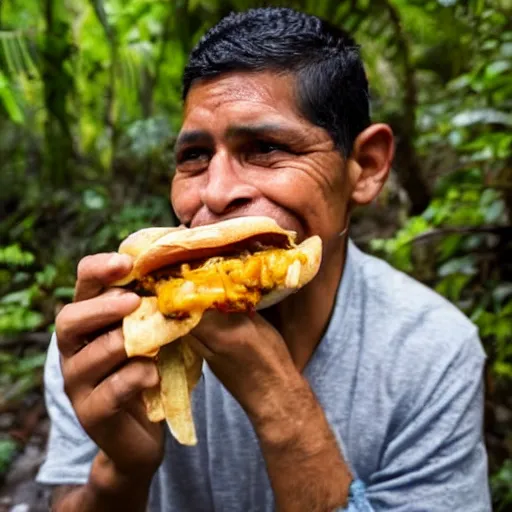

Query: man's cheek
[[171, 179, 202, 221]]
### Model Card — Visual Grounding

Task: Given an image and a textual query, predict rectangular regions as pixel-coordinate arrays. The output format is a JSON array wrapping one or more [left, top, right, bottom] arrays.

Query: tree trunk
[[379, 0, 432, 215], [42, 0, 74, 188], [392, 128, 432, 215]]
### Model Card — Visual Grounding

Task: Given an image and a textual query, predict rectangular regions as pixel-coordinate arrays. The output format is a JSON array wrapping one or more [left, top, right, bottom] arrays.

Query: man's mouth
[[190, 209, 306, 242]]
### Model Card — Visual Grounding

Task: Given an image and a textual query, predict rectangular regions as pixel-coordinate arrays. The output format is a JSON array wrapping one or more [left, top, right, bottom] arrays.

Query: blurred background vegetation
[[0, 0, 511, 509]]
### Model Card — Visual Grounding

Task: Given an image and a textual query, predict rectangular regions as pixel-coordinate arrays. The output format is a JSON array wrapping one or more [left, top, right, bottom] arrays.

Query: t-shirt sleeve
[[361, 329, 491, 511], [36, 333, 98, 485]]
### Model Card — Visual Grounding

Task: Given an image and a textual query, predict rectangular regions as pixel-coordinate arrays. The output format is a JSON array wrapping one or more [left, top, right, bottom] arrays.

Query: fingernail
[[121, 292, 140, 305]]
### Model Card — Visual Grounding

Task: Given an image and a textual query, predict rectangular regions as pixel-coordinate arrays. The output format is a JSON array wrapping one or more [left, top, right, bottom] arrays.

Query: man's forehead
[[183, 71, 299, 118], [179, 71, 330, 147]]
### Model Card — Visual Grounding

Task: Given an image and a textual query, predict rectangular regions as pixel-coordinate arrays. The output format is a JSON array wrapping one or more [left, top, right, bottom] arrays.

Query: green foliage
[[491, 459, 512, 511], [0, 244, 44, 335], [371, 5, 512, 390], [0, 245, 35, 267], [0, 438, 18, 476], [0, 0, 510, 508], [0, 349, 46, 479]]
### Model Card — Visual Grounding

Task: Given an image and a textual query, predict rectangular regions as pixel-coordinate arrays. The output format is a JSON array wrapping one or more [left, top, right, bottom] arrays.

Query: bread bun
[[114, 217, 295, 286], [122, 233, 321, 357]]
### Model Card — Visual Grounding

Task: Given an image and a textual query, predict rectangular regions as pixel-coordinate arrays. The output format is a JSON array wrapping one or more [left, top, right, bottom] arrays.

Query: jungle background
[[0, 0, 511, 510]]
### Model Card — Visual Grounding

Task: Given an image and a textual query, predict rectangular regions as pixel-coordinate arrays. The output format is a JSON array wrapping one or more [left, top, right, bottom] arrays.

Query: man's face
[[172, 71, 354, 253]]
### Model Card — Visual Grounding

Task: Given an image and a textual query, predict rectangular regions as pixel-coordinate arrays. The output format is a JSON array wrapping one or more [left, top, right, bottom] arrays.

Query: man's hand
[[190, 311, 304, 425], [189, 312, 353, 511], [53, 253, 164, 511]]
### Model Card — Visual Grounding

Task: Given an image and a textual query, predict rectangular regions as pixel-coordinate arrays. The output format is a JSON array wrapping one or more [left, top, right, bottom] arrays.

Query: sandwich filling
[[137, 247, 307, 318]]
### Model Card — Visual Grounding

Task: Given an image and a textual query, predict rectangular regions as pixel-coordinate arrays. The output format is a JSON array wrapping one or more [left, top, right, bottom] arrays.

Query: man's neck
[[263, 238, 347, 372]]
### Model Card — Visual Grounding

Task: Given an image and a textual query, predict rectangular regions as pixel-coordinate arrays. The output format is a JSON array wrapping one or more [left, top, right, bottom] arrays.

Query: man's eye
[[177, 148, 210, 164], [251, 140, 288, 155]]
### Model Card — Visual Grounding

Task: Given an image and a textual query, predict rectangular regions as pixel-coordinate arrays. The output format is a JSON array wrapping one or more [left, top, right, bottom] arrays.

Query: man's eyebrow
[[225, 124, 305, 142], [175, 130, 214, 149]]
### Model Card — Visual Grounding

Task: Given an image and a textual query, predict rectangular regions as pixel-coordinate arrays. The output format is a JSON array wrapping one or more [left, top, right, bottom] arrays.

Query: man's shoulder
[[348, 242, 484, 362], [344, 243, 486, 428]]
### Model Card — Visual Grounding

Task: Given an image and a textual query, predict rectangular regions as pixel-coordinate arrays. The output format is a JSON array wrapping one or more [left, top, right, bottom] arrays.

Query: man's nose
[[199, 152, 258, 215]]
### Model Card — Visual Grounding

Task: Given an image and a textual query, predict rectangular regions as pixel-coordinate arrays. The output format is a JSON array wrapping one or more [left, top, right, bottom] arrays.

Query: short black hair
[[183, 7, 371, 157]]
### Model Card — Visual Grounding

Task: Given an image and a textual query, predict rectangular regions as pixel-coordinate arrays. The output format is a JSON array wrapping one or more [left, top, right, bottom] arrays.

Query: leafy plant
[[0, 438, 18, 477], [491, 459, 512, 512], [0, 0, 510, 509]]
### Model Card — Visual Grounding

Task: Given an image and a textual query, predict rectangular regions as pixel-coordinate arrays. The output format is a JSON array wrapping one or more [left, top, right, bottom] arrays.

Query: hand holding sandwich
[[53, 253, 164, 511], [190, 310, 306, 426], [191, 311, 353, 511]]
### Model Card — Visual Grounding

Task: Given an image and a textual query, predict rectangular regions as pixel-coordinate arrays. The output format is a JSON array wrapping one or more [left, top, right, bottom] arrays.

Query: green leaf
[[0, 438, 18, 475], [16, 353, 46, 373], [495, 315, 512, 337], [36, 265, 58, 288], [500, 300, 512, 317], [438, 234, 463, 260], [494, 361, 512, 379], [0, 71, 24, 124], [0, 287, 38, 308], [451, 109, 512, 127], [485, 60, 511, 78], [83, 189, 107, 210], [438, 256, 477, 277], [0, 35, 18, 75], [0, 306, 44, 335], [435, 273, 472, 302], [484, 199, 506, 223], [500, 42, 512, 57], [0, 245, 35, 267], [493, 285, 512, 306], [53, 287, 75, 300]]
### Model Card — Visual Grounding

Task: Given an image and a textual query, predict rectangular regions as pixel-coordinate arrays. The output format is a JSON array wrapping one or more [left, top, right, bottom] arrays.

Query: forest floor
[[0, 206, 510, 511]]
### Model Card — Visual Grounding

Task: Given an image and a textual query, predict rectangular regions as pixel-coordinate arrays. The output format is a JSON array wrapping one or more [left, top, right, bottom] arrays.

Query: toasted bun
[[114, 226, 186, 286], [114, 217, 296, 286], [123, 297, 202, 357], [118, 226, 186, 258], [122, 235, 322, 357], [256, 235, 322, 310]]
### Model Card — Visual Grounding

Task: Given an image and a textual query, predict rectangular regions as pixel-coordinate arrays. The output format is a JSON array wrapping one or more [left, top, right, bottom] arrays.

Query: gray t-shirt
[[37, 240, 491, 511]]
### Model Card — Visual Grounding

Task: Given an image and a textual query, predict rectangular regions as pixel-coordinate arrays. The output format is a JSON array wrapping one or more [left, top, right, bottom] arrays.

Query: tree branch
[[149, 1, 175, 116], [89, 0, 118, 170], [0, 332, 52, 348], [377, 0, 432, 215], [412, 225, 512, 244]]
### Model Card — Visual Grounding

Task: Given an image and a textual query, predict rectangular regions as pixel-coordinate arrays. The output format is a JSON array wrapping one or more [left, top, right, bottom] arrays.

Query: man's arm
[[253, 376, 353, 512], [51, 486, 78, 510], [190, 312, 357, 512]]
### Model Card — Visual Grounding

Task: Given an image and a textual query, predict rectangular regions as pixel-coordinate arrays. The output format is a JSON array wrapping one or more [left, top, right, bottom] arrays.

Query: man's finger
[[74, 253, 133, 302], [192, 310, 251, 340], [76, 359, 159, 432], [62, 327, 128, 397], [185, 334, 215, 360], [56, 292, 140, 358]]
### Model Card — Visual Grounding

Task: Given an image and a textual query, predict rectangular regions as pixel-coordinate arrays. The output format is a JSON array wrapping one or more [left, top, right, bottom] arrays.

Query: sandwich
[[113, 216, 322, 445]]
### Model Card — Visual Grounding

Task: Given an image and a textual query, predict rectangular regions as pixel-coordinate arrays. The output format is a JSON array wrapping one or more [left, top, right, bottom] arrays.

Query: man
[[37, 7, 490, 511]]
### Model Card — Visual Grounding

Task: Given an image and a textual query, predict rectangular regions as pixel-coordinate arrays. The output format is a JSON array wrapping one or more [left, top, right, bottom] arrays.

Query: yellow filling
[[146, 248, 306, 316]]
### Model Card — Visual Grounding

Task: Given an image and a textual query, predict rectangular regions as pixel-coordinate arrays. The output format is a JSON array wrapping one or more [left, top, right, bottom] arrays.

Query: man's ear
[[347, 123, 395, 206]]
